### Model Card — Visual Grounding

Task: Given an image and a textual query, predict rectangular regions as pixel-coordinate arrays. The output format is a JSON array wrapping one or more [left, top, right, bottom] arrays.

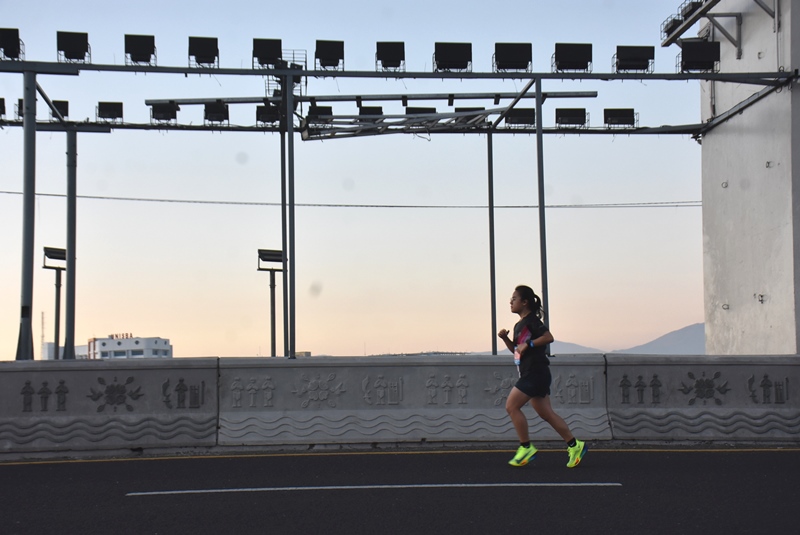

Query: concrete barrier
[[0, 358, 218, 453], [217, 355, 610, 446], [606, 355, 800, 440], [0, 354, 796, 457]]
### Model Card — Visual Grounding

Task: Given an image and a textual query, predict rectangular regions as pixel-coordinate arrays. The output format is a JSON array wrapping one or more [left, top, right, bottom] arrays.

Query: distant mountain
[[550, 341, 604, 354], [612, 323, 705, 355], [474, 340, 603, 356]]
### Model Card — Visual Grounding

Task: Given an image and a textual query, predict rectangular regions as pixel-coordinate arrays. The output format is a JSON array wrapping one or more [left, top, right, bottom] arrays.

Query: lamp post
[[43, 247, 66, 360], [257, 249, 284, 357]]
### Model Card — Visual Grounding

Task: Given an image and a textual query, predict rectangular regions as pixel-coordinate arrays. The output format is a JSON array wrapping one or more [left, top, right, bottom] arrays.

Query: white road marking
[[127, 482, 622, 497]]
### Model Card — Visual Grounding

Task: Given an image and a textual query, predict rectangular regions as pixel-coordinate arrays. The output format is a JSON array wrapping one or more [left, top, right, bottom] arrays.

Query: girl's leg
[[505, 387, 532, 443], [530, 395, 574, 443]]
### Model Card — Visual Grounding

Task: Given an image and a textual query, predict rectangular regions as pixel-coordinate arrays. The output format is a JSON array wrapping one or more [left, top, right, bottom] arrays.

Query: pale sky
[[0, 0, 704, 358]]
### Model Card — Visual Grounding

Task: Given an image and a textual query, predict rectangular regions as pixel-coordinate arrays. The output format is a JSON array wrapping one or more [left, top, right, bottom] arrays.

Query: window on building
[[113, 350, 126, 357], [131, 350, 144, 356], [101, 351, 109, 358]]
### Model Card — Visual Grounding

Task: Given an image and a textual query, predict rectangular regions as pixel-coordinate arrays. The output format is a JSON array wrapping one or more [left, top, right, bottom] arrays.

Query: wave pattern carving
[[219, 411, 610, 442], [610, 410, 800, 436], [0, 415, 217, 446]]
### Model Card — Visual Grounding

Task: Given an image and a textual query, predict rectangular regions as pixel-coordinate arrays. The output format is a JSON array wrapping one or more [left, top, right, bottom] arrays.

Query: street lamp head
[[43, 246, 67, 270], [258, 249, 283, 270]]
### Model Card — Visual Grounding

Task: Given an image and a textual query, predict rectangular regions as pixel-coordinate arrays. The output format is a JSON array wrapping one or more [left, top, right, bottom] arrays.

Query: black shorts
[[514, 368, 551, 398]]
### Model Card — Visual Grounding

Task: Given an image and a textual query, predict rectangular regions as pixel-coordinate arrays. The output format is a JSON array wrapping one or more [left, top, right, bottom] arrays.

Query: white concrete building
[[42, 333, 173, 359], [699, 0, 799, 353]]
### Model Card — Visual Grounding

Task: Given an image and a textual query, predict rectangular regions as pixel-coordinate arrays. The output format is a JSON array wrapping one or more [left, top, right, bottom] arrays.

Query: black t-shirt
[[513, 314, 550, 376]]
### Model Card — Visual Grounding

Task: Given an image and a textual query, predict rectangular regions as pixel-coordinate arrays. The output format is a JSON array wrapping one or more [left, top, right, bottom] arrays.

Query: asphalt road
[[1, 446, 797, 534]]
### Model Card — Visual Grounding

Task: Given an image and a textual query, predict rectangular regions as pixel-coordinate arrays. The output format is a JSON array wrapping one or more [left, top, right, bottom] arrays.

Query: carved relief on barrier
[[679, 371, 730, 406], [456, 374, 469, 405], [747, 374, 790, 404], [485, 372, 515, 406], [426, 374, 439, 404], [619, 373, 662, 405], [424, 374, 469, 405], [262, 376, 275, 407], [87, 376, 143, 412], [553, 373, 594, 404], [362, 375, 404, 405], [162, 378, 206, 409], [293, 373, 346, 408], [21, 380, 70, 413], [230, 376, 277, 408]]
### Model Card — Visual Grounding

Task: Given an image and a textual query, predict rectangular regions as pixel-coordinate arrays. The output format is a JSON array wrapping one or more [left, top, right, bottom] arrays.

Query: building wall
[[88, 336, 172, 359], [701, 0, 798, 354], [42, 336, 172, 359]]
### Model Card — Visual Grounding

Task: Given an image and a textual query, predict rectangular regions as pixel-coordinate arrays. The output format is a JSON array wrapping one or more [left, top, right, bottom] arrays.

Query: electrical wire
[[0, 190, 701, 209]]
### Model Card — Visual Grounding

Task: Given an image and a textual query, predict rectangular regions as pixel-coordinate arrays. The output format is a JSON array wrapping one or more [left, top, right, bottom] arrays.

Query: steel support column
[[280, 131, 289, 358], [285, 78, 296, 358], [63, 129, 77, 359], [487, 132, 498, 355], [534, 78, 550, 327], [15, 70, 37, 360]]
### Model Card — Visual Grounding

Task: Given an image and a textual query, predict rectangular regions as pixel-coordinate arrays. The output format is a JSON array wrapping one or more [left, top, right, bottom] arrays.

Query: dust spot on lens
[[309, 282, 323, 298]]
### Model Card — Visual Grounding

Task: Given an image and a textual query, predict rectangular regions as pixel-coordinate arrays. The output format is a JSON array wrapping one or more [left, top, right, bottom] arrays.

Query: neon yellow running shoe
[[508, 444, 537, 467], [566, 439, 587, 468]]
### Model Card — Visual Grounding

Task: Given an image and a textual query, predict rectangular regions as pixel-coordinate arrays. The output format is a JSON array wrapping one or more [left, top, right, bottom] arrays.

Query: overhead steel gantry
[[1, 57, 796, 360]]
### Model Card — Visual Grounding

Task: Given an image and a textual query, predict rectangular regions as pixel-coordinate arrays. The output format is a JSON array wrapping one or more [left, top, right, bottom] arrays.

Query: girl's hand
[[498, 329, 509, 339]]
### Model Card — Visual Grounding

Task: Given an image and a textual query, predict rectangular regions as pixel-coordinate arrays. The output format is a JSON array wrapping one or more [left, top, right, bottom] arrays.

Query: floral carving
[[87, 376, 144, 412], [679, 371, 730, 406], [293, 373, 345, 408]]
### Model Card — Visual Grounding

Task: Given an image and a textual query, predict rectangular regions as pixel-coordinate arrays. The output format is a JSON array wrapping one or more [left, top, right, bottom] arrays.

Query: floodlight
[[204, 101, 229, 124], [681, 1, 703, 19], [604, 108, 637, 127], [97, 102, 123, 122], [125, 34, 156, 65], [376, 41, 404, 71], [552, 43, 592, 72], [406, 107, 436, 115], [256, 104, 281, 124], [680, 39, 720, 72], [358, 106, 383, 122], [150, 102, 179, 123], [16, 98, 23, 120], [50, 100, 69, 121], [0, 28, 23, 60], [494, 43, 532, 72], [307, 105, 333, 123], [662, 16, 684, 39], [614, 46, 654, 73], [555, 108, 587, 127], [504, 108, 536, 126], [189, 36, 219, 67], [253, 38, 282, 68], [0, 98, 5, 118], [57, 31, 90, 63], [315, 40, 344, 69], [434, 42, 472, 72]]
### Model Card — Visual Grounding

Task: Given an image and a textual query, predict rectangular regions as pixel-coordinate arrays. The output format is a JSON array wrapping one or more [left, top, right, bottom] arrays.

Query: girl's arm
[[517, 330, 554, 353]]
